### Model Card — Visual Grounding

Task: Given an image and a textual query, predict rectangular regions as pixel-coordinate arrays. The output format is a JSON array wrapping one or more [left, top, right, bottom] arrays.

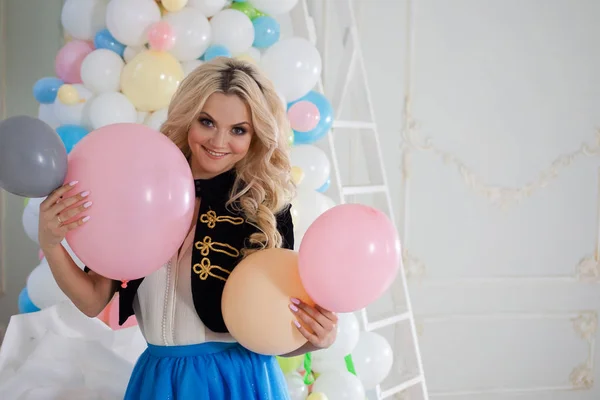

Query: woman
[[37, 58, 337, 399]]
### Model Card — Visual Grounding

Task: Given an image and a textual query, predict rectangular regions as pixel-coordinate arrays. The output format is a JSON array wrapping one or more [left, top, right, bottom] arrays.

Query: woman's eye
[[232, 127, 246, 135], [200, 118, 214, 127]]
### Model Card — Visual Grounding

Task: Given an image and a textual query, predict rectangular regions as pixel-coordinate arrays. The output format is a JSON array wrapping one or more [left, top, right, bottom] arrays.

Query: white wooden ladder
[[289, 1, 429, 399]]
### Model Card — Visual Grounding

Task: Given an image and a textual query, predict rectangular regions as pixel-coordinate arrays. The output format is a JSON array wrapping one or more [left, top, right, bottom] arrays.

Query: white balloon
[[187, 0, 226, 17], [144, 108, 169, 131], [314, 313, 360, 363], [88, 92, 137, 129], [163, 8, 211, 62], [106, 0, 161, 46], [38, 104, 60, 129], [27, 259, 69, 309], [210, 9, 254, 55], [250, 0, 298, 15], [53, 84, 94, 128], [311, 352, 347, 374], [276, 90, 287, 110], [247, 47, 262, 63], [352, 332, 394, 389], [81, 49, 125, 93], [137, 111, 149, 124], [291, 145, 330, 190], [124, 46, 144, 63], [61, 0, 108, 40], [285, 372, 308, 400], [312, 370, 365, 400], [291, 189, 335, 241], [182, 60, 204, 77], [261, 37, 321, 102], [21, 197, 46, 244], [22, 207, 39, 244]]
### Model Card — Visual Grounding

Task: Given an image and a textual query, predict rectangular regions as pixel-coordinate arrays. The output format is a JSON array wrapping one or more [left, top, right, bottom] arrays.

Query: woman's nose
[[210, 129, 227, 148]]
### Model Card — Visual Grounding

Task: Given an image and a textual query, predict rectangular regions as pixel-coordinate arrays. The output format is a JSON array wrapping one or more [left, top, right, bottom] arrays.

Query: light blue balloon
[[317, 177, 330, 193], [252, 16, 280, 49], [18, 287, 40, 314], [56, 125, 90, 153], [288, 91, 334, 145], [94, 28, 126, 58], [202, 45, 232, 61], [33, 77, 64, 104]]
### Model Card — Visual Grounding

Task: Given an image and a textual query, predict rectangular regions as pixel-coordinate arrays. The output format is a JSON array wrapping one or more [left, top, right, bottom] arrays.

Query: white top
[[133, 224, 235, 346]]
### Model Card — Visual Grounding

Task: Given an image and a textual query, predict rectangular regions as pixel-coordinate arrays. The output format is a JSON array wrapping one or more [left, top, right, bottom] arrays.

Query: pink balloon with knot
[[148, 21, 176, 52]]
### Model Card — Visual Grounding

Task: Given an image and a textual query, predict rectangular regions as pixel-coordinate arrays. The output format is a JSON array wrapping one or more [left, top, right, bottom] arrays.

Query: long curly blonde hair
[[161, 57, 294, 251]]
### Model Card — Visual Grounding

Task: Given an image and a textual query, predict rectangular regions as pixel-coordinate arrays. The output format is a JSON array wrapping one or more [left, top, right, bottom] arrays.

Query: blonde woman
[[38, 58, 337, 399]]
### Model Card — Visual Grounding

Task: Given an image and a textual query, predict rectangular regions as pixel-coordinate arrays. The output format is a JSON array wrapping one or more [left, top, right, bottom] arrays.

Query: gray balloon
[[0, 115, 68, 197]]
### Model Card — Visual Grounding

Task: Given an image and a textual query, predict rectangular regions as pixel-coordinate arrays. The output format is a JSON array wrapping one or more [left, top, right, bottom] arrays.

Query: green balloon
[[230, 2, 259, 19], [24, 198, 30, 207], [276, 355, 303, 373]]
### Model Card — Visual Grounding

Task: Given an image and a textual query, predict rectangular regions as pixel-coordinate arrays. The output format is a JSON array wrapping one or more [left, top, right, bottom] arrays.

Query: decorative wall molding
[[416, 311, 596, 397], [400, 113, 600, 210], [404, 165, 600, 285], [405, 251, 600, 285]]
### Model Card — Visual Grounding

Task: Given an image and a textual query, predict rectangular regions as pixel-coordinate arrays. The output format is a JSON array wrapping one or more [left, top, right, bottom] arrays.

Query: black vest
[[86, 169, 294, 333]]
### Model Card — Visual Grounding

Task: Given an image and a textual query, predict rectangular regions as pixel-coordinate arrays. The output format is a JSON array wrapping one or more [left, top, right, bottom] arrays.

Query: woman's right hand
[[38, 180, 92, 251]]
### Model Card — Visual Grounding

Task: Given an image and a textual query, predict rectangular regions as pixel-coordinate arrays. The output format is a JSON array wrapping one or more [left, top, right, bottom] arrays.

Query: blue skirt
[[124, 342, 290, 399]]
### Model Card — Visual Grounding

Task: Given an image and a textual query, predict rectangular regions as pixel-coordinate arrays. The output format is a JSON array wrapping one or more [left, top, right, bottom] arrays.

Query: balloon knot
[[121, 280, 128, 289]]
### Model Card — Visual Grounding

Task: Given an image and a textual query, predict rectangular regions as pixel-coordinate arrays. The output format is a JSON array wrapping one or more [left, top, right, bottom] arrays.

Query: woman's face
[[188, 92, 254, 179]]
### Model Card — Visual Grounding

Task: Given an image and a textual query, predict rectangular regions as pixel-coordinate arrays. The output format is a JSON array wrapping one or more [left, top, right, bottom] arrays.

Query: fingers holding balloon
[[290, 298, 337, 349], [49, 189, 91, 222], [55, 197, 93, 228], [40, 180, 79, 212]]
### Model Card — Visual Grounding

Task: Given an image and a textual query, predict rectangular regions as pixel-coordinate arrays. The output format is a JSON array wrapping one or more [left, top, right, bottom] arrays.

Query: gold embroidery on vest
[[193, 258, 230, 282], [200, 210, 245, 229], [195, 236, 240, 258]]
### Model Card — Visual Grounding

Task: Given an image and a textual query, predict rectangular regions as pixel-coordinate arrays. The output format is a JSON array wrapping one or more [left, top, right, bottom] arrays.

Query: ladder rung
[[342, 185, 387, 196], [380, 375, 424, 398], [366, 311, 411, 331], [332, 120, 377, 129]]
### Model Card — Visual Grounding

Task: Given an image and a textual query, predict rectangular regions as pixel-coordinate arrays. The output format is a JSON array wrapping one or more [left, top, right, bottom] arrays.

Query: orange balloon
[[222, 248, 314, 356]]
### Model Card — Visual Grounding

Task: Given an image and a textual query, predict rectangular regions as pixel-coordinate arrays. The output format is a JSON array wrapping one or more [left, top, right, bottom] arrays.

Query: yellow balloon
[[307, 393, 329, 400], [23, 198, 30, 207], [290, 166, 305, 185], [121, 50, 184, 112], [158, 3, 169, 15], [276, 355, 303, 374], [235, 54, 257, 65], [161, 0, 188, 12], [57, 84, 80, 105]]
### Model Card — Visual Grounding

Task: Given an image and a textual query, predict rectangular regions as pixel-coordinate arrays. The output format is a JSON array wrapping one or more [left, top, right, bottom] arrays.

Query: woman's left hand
[[290, 297, 337, 349]]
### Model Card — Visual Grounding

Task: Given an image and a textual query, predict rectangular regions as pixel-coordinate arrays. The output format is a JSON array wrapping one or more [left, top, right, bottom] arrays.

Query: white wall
[[332, 0, 600, 399], [0, 0, 64, 335]]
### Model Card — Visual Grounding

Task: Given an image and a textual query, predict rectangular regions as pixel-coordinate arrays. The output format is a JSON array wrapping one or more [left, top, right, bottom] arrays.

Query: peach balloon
[[222, 248, 313, 356]]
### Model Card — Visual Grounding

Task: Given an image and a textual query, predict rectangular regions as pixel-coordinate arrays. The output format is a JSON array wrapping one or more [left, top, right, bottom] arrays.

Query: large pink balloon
[[64, 123, 194, 283], [55, 40, 94, 83], [298, 204, 401, 312]]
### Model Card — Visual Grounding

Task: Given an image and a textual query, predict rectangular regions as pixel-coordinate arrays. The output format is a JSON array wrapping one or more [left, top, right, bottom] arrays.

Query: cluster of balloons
[[32, 0, 330, 144], [282, 320, 394, 399], [221, 204, 401, 398]]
